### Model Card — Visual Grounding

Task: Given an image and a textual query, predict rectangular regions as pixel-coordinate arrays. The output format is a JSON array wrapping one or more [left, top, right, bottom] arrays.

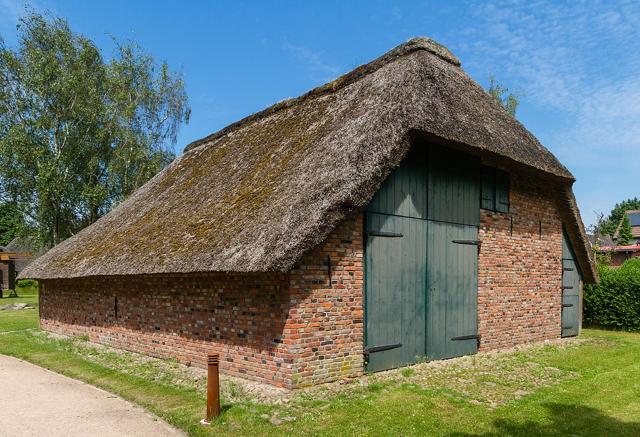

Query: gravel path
[[0, 354, 183, 437]]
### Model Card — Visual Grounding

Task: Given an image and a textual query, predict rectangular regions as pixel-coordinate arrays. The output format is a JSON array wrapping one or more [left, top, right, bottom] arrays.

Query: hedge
[[584, 258, 640, 331]]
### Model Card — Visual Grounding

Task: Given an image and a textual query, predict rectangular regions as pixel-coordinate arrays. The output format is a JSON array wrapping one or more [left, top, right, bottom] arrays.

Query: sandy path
[[0, 354, 183, 436]]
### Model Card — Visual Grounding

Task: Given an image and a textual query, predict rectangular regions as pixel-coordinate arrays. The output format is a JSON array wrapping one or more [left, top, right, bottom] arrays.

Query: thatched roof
[[21, 37, 597, 283]]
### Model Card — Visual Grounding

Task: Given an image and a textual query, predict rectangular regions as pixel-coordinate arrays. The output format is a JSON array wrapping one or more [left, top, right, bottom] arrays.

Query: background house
[[625, 210, 640, 244], [21, 38, 596, 388], [597, 210, 640, 267], [0, 242, 33, 296]]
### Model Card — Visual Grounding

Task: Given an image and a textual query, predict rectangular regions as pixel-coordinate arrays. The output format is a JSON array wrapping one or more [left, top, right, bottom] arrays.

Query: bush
[[16, 278, 38, 288], [584, 258, 640, 331]]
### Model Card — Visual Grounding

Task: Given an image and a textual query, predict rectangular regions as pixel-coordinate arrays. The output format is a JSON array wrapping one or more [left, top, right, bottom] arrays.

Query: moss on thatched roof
[[21, 37, 596, 283]]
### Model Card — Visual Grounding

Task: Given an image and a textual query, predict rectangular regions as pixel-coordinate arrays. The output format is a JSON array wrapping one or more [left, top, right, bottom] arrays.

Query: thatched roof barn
[[22, 38, 596, 388]]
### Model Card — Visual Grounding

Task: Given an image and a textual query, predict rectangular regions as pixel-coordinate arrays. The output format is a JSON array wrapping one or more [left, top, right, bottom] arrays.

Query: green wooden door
[[562, 233, 581, 337], [426, 148, 480, 360], [365, 213, 427, 371], [364, 145, 480, 371]]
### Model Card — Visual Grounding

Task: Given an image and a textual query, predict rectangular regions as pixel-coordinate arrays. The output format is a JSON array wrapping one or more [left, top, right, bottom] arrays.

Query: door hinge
[[451, 334, 479, 341], [365, 343, 402, 354], [451, 334, 481, 348], [563, 303, 574, 308], [563, 285, 573, 290], [367, 231, 403, 238], [452, 240, 481, 245]]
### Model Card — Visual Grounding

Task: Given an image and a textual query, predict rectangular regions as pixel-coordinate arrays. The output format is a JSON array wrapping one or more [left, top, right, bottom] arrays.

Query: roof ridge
[[184, 37, 460, 152]]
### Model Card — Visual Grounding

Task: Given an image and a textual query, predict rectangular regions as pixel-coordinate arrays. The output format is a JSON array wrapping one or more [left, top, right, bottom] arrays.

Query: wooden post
[[200, 353, 220, 425]]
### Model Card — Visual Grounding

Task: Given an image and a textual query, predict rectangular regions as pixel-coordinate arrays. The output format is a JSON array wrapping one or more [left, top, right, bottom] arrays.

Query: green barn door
[[426, 148, 480, 360], [562, 233, 581, 337], [364, 146, 481, 371], [365, 213, 427, 371]]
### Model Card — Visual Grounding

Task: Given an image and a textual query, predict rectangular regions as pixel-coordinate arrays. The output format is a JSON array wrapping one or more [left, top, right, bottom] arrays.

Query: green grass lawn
[[0, 283, 39, 332], [0, 295, 639, 436]]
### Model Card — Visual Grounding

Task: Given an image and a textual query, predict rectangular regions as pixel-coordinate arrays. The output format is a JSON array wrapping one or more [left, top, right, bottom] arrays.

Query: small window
[[481, 166, 510, 213]]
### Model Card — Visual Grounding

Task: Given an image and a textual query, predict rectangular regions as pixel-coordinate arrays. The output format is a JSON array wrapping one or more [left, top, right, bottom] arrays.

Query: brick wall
[[40, 272, 296, 386], [478, 172, 563, 350], [40, 178, 566, 388], [286, 211, 365, 387], [40, 211, 364, 389]]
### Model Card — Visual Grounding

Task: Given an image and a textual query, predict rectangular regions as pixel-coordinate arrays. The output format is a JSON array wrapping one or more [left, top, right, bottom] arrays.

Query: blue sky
[[1, 0, 639, 227]]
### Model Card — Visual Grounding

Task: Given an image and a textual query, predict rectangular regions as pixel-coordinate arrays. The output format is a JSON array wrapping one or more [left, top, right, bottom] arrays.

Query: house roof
[[613, 210, 640, 239], [627, 210, 640, 227], [20, 37, 597, 283], [597, 245, 640, 253], [587, 233, 615, 247]]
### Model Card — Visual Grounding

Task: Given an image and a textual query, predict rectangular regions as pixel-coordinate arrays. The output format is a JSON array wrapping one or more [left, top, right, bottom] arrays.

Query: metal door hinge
[[451, 334, 479, 341], [452, 240, 481, 245], [367, 231, 403, 238], [451, 334, 481, 348], [365, 343, 402, 354]]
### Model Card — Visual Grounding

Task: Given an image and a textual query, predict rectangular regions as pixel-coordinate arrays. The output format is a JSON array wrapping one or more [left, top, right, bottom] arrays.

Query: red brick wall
[[40, 211, 365, 389], [478, 173, 563, 350], [40, 272, 297, 386], [40, 179, 566, 387], [286, 211, 365, 387]]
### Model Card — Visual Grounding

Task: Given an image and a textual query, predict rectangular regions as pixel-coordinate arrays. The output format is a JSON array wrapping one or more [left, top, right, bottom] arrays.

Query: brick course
[[40, 175, 566, 387]]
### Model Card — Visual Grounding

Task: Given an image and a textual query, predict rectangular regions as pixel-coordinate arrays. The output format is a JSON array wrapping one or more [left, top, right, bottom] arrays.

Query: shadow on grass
[[452, 403, 640, 436]]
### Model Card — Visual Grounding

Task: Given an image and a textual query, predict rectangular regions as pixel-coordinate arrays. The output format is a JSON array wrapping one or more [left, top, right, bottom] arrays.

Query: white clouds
[[281, 42, 341, 83], [455, 0, 640, 225]]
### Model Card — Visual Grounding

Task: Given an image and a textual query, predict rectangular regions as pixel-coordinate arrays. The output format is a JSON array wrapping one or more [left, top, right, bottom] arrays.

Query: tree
[[0, 202, 22, 246], [600, 198, 640, 237], [486, 75, 519, 116], [587, 211, 612, 267], [0, 11, 190, 249], [617, 214, 634, 246]]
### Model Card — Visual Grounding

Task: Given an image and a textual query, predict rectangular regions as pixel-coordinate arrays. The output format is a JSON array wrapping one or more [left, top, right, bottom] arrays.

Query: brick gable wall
[[478, 173, 564, 350]]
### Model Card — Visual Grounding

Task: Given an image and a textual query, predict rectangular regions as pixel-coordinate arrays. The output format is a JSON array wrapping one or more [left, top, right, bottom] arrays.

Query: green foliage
[[486, 75, 519, 116], [617, 215, 634, 246], [584, 259, 640, 331], [600, 198, 640, 237], [0, 11, 190, 249], [595, 251, 612, 268], [16, 278, 37, 288], [0, 202, 22, 246]]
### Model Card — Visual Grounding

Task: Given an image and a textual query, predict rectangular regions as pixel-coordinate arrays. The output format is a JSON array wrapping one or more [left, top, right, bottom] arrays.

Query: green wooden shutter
[[495, 170, 510, 213]]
